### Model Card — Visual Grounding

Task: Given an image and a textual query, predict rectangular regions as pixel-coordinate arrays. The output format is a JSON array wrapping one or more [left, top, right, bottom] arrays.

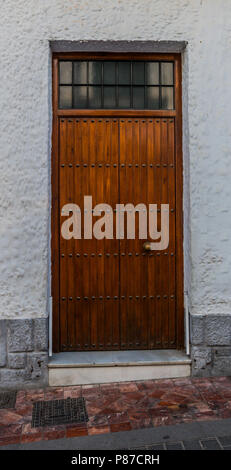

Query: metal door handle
[[143, 241, 152, 251]]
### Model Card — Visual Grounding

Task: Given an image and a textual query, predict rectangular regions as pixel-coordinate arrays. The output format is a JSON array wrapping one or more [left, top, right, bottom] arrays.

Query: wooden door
[[52, 54, 184, 352], [59, 118, 120, 350]]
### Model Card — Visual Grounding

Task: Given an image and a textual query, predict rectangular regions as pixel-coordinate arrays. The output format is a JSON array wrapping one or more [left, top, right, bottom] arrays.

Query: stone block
[[191, 346, 212, 377], [33, 318, 48, 351], [0, 320, 7, 367], [213, 347, 231, 357], [0, 368, 28, 389], [26, 352, 48, 384], [8, 353, 26, 369], [190, 314, 204, 345], [212, 355, 231, 377], [7, 319, 33, 352], [205, 315, 231, 346]]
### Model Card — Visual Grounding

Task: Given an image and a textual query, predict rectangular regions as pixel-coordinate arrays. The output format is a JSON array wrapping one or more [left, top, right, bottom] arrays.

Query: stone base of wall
[[0, 318, 48, 389], [190, 313, 231, 377], [1, 314, 231, 387]]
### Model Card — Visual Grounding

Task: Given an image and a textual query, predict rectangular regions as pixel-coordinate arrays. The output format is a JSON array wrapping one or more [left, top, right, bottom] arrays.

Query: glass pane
[[118, 62, 131, 85], [161, 87, 174, 109], [73, 62, 87, 84], [161, 62, 174, 85], [147, 87, 159, 109], [132, 62, 145, 85], [118, 87, 130, 108], [104, 62, 116, 85], [104, 86, 116, 108], [88, 86, 101, 108], [59, 86, 72, 108], [133, 87, 144, 108], [89, 62, 102, 84], [73, 86, 87, 108], [146, 62, 159, 85], [59, 62, 72, 84]]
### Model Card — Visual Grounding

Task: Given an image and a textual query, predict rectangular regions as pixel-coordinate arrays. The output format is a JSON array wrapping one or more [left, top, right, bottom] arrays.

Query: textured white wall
[[0, 0, 230, 319]]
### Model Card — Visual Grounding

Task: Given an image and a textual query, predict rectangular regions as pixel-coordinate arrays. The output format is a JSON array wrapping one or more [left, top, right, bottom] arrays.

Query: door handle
[[143, 241, 152, 251]]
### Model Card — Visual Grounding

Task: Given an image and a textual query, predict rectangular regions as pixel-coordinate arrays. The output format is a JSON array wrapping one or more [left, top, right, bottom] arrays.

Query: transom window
[[59, 60, 174, 110]]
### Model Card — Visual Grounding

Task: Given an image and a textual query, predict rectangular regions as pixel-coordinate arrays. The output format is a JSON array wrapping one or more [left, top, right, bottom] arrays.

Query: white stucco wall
[[0, 0, 230, 320]]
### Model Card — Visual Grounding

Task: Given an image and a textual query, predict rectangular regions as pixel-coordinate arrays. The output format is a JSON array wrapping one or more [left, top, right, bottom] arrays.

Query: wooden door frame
[[51, 52, 184, 353]]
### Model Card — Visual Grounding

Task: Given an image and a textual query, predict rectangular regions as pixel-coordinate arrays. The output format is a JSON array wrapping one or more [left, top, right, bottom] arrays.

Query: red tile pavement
[[1, 376, 231, 446]]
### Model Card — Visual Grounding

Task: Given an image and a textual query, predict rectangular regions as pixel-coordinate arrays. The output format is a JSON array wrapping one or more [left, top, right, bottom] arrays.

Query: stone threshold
[[48, 350, 191, 386], [48, 349, 191, 368]]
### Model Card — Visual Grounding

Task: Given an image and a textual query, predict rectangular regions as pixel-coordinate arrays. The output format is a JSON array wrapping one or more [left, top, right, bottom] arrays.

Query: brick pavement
[[1, 376, 231, 446]]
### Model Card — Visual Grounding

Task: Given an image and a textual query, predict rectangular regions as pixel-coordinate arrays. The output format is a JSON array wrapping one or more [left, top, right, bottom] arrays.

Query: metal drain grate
[[0, 391, 17, 409], [31, 397, 88, 428]]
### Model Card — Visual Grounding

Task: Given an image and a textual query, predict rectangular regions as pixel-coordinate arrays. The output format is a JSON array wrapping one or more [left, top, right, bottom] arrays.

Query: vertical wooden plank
[[160, 119, 169, 348], [147, 119, 156, 348], [119, 118, 128, 348], [82, 118, 91, 348], [95, 119, 104, 349], [59, 118, 68, 350], [153, 119, 162, 348], [168, 119, 176, 347], [104, 119, 120, 348], [104, 119, 113, 348], [111, 119, 120, 348], [133, 119, 141, 348], [66, 119, 75, 349], [126, 118, 135, 349], [139, 119, 148, 348], [88, 118, 98, 348], [74, 118, 84, 348]]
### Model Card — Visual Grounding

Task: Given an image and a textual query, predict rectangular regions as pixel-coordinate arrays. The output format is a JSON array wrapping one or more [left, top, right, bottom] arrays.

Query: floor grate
[[0, 391, 17, 409], [31, 397, 88, 428]]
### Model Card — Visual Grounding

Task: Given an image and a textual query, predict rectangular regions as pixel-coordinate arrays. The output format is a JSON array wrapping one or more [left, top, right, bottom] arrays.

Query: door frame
[[51, 52, 184, 353]]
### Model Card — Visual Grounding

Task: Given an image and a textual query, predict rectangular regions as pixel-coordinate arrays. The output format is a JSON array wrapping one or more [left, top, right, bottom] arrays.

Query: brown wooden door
[[51, 53, 184, 353], [58, 116, 176, 351]]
